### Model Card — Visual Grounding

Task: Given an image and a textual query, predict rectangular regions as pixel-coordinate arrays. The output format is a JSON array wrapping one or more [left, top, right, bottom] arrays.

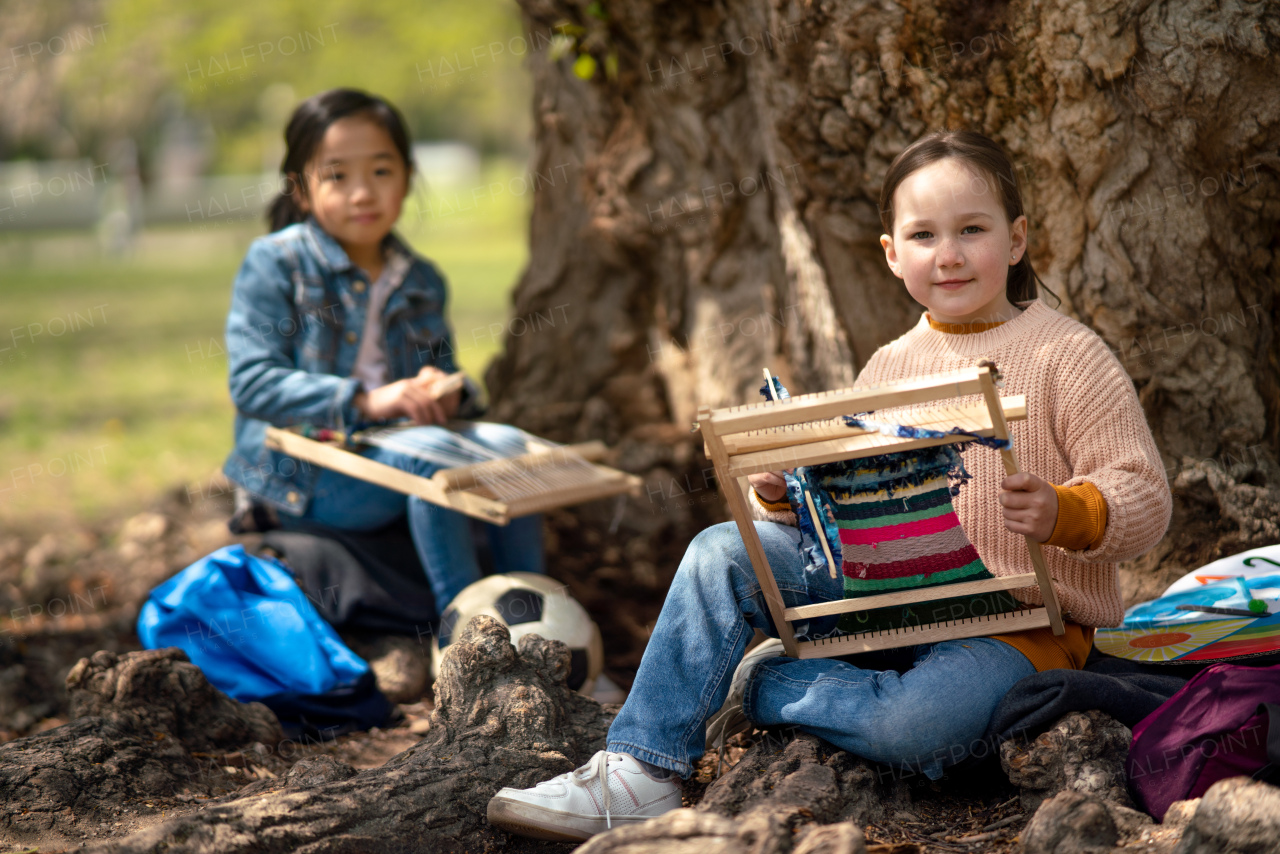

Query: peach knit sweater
[[755, 297, 1172, 629]]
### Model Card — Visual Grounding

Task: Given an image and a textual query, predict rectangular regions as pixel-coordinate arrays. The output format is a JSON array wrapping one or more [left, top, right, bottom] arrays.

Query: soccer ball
[[431, 572, 604, 693]]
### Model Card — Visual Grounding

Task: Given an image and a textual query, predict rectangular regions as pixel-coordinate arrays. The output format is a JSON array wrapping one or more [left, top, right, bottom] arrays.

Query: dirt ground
[[0, 480, 1036, 852]]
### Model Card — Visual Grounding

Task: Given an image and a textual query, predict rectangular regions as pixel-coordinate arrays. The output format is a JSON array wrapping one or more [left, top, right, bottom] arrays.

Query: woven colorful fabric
[[807, 445, 1021, 634]]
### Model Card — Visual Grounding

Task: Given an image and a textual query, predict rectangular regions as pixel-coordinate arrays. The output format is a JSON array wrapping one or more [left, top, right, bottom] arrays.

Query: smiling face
[[295, 114, 409, 272], [880, 157, 1027, 325]]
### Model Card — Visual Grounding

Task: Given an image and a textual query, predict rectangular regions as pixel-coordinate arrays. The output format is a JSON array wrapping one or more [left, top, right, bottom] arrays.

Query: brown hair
[[878, 130, 1059, 308]]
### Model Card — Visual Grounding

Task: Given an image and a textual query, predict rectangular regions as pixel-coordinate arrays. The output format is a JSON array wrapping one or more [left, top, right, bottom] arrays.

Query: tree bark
[[491, 0, 1279, 594], [75, 618, 613, 854], [0, 648, 283, 846]]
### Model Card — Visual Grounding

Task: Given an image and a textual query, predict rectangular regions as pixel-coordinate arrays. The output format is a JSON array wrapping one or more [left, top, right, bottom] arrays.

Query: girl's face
[[297, 116, 409, 265], [880, 157, 1027, 325]]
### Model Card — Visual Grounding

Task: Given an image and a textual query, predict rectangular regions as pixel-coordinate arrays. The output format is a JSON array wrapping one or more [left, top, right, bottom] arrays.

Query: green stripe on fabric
[[836, 589, 1023, 636], [842, 558, 990, 592], [829, 485, 952, 518], [834, 500, 955, 530]]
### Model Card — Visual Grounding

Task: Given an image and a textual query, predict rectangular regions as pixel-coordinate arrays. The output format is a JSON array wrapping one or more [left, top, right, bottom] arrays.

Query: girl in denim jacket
[[223, 88, 543, 611]]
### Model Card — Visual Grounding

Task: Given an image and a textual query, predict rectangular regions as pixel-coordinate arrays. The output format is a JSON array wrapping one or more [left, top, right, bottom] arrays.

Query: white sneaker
[[704, 638, 786, 757], [487, 750, 683, 842]]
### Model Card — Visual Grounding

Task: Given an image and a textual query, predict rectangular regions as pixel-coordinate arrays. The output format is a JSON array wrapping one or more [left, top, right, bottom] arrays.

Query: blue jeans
[[606, 521, 1035, 780], [283, 423, 544, 610]]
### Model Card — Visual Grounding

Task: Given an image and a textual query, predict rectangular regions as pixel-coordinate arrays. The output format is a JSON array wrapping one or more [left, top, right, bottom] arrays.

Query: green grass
[[0, 161, 529, 528]]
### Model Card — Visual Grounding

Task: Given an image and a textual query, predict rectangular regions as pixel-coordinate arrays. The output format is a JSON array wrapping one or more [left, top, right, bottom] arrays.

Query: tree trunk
[[490, 0, 1280, 596]]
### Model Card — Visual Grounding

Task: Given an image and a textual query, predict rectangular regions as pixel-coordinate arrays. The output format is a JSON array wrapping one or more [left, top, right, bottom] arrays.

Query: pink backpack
[[1126, 662, 1280, 819]]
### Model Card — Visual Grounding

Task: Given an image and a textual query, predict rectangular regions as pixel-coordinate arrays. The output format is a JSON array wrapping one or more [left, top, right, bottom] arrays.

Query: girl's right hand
[[748, 470, 789, 503], [355, 378, 448, 425]]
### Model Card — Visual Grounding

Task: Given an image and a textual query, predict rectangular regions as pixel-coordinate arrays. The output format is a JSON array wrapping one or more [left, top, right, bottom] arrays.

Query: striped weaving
[[809, 445, 1020, 634]]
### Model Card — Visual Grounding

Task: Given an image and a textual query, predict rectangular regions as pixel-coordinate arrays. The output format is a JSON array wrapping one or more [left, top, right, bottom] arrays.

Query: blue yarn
[[814, 444, 973, 500], [833, 414, 1013, 498], [842, 414, 1013, 452], [761, 376, 838, 572]]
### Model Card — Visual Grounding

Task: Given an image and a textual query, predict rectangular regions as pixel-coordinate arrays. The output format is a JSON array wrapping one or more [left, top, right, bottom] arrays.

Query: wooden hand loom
[[696, 363, 1065, 658], [264, 373, 640, 524]]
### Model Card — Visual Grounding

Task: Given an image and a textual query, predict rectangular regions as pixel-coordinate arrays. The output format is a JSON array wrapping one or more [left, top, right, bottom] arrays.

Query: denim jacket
[[223, 216, 480, 515]]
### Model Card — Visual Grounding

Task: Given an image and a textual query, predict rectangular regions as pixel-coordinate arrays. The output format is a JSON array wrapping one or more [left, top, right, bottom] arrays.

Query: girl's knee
[[684, 523, 746, 571], [868, 695, 988, 766], [843, 708, 960, 767], [679, 524, 755, 590], [689, 522, 742, 553], [821, 672, 933, 748]]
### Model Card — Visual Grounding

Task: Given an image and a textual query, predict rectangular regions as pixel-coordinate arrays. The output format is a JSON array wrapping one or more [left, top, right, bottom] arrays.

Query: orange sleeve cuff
[[752, 489, 792, 512], [1046, 482, 1108, 551]]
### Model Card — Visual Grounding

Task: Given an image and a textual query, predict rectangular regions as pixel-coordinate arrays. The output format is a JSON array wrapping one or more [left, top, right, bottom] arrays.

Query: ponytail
[[267, 175, 308, 233], [1008, 254, 1048, 305]]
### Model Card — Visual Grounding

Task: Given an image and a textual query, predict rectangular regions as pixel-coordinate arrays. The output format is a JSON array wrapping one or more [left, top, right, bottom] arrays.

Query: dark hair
[[877, 130, 1060, 308], [266, 88, 415, 233]]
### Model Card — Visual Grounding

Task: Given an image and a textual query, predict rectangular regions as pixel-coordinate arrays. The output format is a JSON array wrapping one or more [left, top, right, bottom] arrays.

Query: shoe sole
[[487, 798, 654, 842]]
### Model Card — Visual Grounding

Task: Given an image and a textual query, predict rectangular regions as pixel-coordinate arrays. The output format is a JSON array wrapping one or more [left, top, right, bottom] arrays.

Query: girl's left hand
[[413, 366, 462, 419], [998, 472, 1058, 543]]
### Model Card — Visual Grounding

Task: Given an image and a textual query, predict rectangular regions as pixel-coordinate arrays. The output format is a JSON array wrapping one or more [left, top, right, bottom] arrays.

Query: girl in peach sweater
[[488, 130, 1172, 843]]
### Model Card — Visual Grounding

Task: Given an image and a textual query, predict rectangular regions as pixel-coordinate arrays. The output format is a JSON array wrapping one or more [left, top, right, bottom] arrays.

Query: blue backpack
[[138, 545, 391, 737]]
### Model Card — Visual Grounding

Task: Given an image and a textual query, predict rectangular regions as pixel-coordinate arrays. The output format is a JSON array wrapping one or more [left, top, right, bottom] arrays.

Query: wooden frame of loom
[[697, 364, 1065, 659], [264, 427, 641, 525]]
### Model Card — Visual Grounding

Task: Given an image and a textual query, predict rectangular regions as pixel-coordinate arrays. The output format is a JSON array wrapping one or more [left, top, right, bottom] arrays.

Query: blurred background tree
[[0, 0, 531, 167]]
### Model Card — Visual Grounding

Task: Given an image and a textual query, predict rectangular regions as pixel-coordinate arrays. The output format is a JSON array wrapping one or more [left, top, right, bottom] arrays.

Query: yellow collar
[[926, 313, 1008, 334]]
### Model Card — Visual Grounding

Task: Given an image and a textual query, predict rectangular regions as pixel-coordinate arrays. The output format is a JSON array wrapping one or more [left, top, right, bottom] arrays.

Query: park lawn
[[0, 174, 528, 528], [0, 261, 238, 526]]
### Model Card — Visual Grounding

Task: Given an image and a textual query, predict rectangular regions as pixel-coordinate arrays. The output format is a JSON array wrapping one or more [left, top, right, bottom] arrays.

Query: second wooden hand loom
[[264, 373, 641, 525]]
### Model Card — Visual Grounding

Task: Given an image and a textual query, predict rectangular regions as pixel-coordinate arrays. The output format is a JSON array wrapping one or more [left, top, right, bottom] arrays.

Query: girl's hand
[[998, 472, 1058, 542], [413, 366, 462, 419], [748, 470, 789, 504], [355, 378, 448, 425]]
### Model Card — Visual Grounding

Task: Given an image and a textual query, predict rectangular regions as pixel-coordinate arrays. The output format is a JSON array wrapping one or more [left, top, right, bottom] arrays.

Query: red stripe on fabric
[[841, 525, 972, 566], [842, 545, 981, 581], [838, 510, 961, 545]]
